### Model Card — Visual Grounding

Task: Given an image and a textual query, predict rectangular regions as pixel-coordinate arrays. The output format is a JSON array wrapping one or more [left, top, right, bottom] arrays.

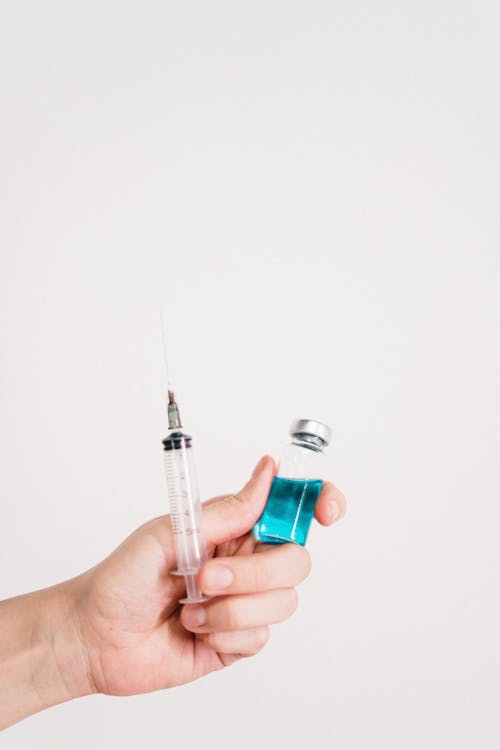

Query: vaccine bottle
[[253, 418, 332, 547]]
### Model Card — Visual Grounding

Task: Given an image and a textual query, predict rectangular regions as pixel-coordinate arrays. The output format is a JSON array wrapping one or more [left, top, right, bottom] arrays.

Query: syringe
[[162, 385, 209, 604]]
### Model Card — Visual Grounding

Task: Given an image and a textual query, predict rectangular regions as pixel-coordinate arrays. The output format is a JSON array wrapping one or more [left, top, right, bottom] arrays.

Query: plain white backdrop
[[1, 2, 499, 748]]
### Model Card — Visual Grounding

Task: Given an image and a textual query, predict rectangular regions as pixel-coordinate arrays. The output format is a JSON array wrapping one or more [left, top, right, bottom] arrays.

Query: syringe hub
[[167, 389, 182, 430]]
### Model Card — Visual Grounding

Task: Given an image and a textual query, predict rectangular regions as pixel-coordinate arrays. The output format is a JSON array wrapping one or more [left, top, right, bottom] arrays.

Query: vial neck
[[278, 440, 326, 480], [291, 435, 325, 452]]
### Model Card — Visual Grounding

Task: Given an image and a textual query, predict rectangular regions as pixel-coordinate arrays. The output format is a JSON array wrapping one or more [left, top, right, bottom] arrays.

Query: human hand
[[64, 456, 346, 696], [0, 456, 346, 728]]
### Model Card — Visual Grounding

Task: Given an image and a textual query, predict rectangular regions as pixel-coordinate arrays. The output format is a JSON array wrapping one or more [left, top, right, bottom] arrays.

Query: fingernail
[[328, 500, 341, 523], [183, 604, 206, 628], [252, 456, 266, 478], [203, 564, 234, 592]]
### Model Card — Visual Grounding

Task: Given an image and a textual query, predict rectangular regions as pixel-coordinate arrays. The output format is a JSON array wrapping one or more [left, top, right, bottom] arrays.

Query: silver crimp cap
[[290, 418, 332, 447]]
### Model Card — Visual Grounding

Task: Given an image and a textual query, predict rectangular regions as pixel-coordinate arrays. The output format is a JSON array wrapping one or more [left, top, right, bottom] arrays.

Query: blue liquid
[[253, 477, 323, 547]]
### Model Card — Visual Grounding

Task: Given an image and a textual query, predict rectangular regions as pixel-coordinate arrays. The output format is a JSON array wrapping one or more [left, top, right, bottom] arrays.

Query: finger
[[202, 455, 276, 545], [199, 626, 270, 656], [198, 543, 311, 596], [181, 588, 298, 633], [314, 481, 347, 526]]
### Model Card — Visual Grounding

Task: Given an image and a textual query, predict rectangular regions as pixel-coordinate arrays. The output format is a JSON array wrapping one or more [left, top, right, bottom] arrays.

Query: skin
[[0, 455, 346, 730]]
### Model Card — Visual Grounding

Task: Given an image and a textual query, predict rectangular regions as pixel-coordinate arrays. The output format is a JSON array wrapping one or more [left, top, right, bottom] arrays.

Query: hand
[[0, 455, 347, 731], [71, 455, 346, 695]]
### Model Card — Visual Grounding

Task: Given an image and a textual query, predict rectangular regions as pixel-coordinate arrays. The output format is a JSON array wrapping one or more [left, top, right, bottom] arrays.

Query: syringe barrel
[[163, 431, 208, 575]]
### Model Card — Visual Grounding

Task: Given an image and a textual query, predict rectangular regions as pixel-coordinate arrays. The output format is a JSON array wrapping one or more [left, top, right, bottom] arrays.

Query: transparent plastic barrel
[[164, 434, 208, 603]]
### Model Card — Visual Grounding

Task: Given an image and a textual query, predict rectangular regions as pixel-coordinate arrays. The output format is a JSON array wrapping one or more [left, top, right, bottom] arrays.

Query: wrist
[[34, 578, 97, 705], [0, 578, 95, 730]]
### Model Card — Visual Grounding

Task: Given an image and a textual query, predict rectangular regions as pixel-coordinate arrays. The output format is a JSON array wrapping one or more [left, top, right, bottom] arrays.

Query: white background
[[1, 2, 499, 748]]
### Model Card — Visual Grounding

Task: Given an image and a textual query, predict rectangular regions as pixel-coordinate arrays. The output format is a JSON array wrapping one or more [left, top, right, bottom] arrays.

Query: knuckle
[[252, 560, 269, 591], [303, 549, 312, 578], [206, 632, 225, 652], [221, 495, 237, 510], [256, 626, 270, 650], [335, 488, 347, 508], [287, 588, 299, 615], [226, 492, 245, 507], [224, 600, 244, 631], [225, 493, 254, 521], [292, 546, 312, 581], [202, 632, 218, 649]]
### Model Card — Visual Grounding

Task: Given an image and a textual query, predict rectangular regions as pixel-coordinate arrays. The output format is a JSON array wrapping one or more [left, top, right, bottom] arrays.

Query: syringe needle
[[160, 312, 173, 392], [160, 312, 182, 430]]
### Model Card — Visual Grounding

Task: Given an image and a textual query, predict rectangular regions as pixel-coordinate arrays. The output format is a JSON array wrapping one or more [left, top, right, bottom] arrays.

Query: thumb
[[202, 455, 275, 546]]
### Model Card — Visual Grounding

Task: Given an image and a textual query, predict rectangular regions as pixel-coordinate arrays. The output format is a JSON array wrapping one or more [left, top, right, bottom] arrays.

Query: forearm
[[0, 581, 94, 730]]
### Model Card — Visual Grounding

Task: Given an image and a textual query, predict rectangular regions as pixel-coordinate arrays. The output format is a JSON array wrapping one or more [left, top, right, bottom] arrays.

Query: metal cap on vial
[[289, 418, 332, 447]]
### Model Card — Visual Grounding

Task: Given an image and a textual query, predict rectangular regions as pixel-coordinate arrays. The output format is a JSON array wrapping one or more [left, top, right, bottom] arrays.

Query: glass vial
[[253, 419, 332, 547]]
